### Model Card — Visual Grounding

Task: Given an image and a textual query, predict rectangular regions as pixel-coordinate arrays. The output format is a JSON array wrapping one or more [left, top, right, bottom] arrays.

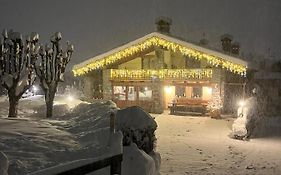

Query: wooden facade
[[73, 32, 247, 114]]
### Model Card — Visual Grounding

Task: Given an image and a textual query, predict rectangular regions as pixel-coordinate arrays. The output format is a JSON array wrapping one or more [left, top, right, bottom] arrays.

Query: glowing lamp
[[33, 85, 38, 92], [207, 87, 212, 94], [67, 95, 74, 101], [238, 100, 245, 107], [164, 86, 173, 94]]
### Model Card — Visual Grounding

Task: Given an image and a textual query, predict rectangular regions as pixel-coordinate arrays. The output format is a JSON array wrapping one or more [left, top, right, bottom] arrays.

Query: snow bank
[[29, 131, 123, 175], [0, 95, 84, 118], [0, 152, 8, 175], [0, 98, 160, 175], [32, 104, 70, 118], [115, 106, 160, 174], [116, 106, 157, 129], [0, 96, 8, 103], [122, 143, 156, 175]]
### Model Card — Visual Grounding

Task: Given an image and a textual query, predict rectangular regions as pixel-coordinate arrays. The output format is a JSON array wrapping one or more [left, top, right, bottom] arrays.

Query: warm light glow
[[164, 86, 173, 94], [33, 85, 38, 92], [238, 100, 245, 107], [67, 95, 74, 101], [110, 69, 213, 80], [72, 36, 247, 76], [144, 87, 148, 91], [207, 87, 212, 94]]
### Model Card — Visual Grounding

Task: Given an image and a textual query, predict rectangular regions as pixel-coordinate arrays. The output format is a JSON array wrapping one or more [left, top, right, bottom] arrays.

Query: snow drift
[[0, 96, 161, 175]]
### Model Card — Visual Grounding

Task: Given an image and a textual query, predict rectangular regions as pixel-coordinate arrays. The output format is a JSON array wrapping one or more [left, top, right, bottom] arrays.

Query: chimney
[[155, 17, 172, 34], [199, 32, 209, 46], [220, 34, 233, 53], [231, 42, 240, 55]]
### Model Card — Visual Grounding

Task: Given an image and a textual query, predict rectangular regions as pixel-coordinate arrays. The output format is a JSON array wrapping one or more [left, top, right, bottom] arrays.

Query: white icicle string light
[[73, 36, 247, 76]]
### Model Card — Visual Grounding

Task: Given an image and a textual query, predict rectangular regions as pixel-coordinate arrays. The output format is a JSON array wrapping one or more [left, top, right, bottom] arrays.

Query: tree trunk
[[46, 100, 53, 118], [8, 96, 19, 118], [45, 91, 55, 118]]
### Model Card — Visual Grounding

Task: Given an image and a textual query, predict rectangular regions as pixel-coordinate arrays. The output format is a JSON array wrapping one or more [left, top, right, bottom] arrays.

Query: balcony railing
[[110, 69, 213, 80]]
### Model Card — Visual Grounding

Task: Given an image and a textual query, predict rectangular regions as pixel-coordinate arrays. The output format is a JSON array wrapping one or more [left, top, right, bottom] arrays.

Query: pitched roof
[[73, 32, 247, 76]]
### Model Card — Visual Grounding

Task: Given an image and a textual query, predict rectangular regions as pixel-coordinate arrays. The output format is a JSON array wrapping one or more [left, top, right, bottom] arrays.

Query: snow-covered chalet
[[73, 18, 248, 114]]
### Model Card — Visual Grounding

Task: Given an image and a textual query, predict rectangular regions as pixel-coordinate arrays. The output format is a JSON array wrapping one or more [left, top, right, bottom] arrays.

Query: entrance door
[[164, 86, 175, 109]]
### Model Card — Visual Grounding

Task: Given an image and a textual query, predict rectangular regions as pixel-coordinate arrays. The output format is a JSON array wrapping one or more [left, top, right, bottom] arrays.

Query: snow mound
[[116, 106, 157, 130], [115, 106, 160, 174], [122, 143, 156, 175], [32, 104, 70, 118], [0, 100, 160, 175], [0, 96, 8, 103], [61, 100, 118, 135], [231, 116, 247, 137], [231, 97, 258, 138], [0, 152, 8, 175]]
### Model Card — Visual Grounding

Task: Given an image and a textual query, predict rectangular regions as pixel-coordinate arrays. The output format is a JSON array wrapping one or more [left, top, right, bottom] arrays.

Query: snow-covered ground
[[0, 95, 160, 175], [153, 111, 281, 175], [1, 95, 281, 175]]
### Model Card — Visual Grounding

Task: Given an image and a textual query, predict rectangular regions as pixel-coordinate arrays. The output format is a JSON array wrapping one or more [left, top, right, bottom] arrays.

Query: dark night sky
[[0, 0, 281, 68]]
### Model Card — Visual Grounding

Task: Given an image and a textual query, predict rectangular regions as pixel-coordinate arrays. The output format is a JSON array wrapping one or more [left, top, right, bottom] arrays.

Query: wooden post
[[110, 112, 115, 133], [110, 158, 122, 175], [242, 83, 246, 100], [109, 112, 122, 175]]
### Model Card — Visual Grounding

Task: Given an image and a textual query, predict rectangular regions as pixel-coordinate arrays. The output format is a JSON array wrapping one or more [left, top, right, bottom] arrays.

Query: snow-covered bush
[[116, 106, 158, 154]]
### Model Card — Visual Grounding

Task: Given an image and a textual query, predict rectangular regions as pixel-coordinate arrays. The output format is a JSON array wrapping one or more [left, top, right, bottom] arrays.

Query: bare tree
[[0, 29, 39, 117], [35, 32, 73, 118]]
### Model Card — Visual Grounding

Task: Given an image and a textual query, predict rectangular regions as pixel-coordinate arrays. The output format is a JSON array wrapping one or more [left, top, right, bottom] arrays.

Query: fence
[[29, 112, 123, 175]]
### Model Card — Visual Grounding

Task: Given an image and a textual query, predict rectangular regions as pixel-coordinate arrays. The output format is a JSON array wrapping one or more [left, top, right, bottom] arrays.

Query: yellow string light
[[110, 69, 213, 80], [73, 36, 247, 76]]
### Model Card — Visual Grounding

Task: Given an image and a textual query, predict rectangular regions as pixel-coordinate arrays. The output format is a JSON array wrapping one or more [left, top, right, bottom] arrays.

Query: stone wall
[[83, 76, 94, 100], [151, 79, 164, 113], [152, 46, 165, 113], [103, 69, 112, 100]]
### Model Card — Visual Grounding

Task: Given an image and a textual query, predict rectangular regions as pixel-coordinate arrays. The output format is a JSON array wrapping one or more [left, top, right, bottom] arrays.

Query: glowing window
[[139, 86, 152, 100], [113, 86, 126, 100], [192, 87, 202, 98], [128, 86, 136, 101]]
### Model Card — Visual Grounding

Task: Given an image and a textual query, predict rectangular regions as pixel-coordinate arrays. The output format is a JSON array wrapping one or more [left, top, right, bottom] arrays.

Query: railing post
[[110, 112, 115, 133], [109, 112, 122, 175], [110, 156, 122, 175]]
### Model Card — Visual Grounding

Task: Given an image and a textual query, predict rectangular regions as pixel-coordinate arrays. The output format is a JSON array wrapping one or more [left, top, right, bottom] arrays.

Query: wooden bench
[[169, 98, 208, 115]]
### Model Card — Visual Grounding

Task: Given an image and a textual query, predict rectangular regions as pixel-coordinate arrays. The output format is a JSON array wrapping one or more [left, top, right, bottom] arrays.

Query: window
[[139, 86, 152, 100], [192, 87, 202, 98], [175, 86, 185, 97], [128, 86, 136, 101], [113, 86, 126, 100]]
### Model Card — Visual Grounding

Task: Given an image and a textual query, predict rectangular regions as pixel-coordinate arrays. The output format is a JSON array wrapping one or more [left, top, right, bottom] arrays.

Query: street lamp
[[238, 99, 245, 117], [33, 85, 38, 95]]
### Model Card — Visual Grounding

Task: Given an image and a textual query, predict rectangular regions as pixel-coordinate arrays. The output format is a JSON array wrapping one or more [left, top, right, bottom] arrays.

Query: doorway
[[163, 86, 175, 109]]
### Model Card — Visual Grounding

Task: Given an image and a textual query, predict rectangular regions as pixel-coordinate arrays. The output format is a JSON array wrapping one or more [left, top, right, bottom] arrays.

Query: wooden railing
[[29, 113, 123, 175], [110, 68, 213, 80]]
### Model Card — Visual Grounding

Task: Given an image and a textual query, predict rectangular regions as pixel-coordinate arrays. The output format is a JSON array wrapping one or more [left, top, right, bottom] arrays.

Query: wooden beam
[[106, 47, 154, 69]]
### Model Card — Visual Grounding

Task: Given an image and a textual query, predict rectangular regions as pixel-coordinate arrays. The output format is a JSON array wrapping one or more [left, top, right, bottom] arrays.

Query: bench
[[169, 98, 209, 115]]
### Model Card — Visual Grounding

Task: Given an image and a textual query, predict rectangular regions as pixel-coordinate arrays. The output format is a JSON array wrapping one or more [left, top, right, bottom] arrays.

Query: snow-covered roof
[[73, 32, 248, 76]]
